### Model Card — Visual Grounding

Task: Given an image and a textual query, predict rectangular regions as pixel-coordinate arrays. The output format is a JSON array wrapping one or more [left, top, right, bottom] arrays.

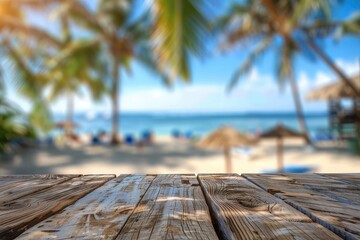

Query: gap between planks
[[243, 173, 360, 240], [17, 174, 156, 239], [198, 174, 340, 240], [114, 174, 219, 240], [0, 174, 114, 239]]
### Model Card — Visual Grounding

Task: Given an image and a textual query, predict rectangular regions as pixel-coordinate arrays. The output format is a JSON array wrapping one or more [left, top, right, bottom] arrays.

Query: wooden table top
[[0, 173, 359, 240]]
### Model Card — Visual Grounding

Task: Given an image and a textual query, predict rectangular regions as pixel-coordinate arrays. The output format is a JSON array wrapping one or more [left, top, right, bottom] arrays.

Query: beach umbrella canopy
[[198, 126, 258, 173], [307, 75, 360, 101], [260, 124, 304, 172]]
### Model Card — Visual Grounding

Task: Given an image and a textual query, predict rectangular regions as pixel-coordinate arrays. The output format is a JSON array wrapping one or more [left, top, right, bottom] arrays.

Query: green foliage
[[151, 0, 212, 83], [0, 97, 35, 153], [335, 13, 360, 38], [219, 0, 354, 91], [46, 39, 108, 102]]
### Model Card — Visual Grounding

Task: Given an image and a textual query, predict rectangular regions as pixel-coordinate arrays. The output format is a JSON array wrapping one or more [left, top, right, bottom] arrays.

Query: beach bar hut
[[198, 126, 257, 173], [306, 75, 360, 140]]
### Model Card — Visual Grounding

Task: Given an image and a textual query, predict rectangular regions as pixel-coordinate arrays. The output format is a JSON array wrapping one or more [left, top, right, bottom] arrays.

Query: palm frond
[[3, 41, 45, 100], [28, 99, 53, 133], [47, 39, 101, 69], [335, 13, 360, 38], [276, 40, 296, 90], [227, 36, 273, 92], [291, 0, 332, 25], [151, 0, 212, 81], [135, 46, 172, 87], [0, 18, 62, 48], [65, 0, 105, 35], [97, 0, 135, 32]]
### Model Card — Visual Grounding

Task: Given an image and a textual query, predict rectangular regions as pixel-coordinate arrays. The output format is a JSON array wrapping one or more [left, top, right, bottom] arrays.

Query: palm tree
[[46, 40, 108, 127], [1, 1, 108, 134], [219, 0, 312, 143], [53, 0, 156, 144], [45, 13, 108, 128], [219, 0, 359, 142], [61, 0, 212, 144], [258, 0, 359, 96], [0, 0, 62, 133], [303, 14, 360, 97], [0, 38, 53, 133]]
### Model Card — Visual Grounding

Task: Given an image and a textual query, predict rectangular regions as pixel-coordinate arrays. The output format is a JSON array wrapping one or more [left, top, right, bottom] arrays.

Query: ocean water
[[52, 112, 329, 138]]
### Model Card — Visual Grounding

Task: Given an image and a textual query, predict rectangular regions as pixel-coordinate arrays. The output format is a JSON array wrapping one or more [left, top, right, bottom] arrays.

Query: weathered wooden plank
[[0, 175, 76, 187], [0, 174, 79, 180], [319, 173, 360, 186], [17, 174, 156, 240], [280, 174, 360, 207], [0, 174, 114, 239], [198, 174, 340, 240], [243, 174, 360, 240], [0, 174, 81, 203], [116, 174, 219, 240]]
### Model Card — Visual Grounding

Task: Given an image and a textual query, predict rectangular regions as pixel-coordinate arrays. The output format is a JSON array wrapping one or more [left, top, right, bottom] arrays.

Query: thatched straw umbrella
[[261, 124, 304, 172], [307, 75, 360, 141], [198, 126, 257, 173], [307, 75, 360, 100]]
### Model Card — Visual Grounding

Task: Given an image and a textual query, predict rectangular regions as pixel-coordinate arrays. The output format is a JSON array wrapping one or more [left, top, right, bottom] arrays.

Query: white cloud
[[8, 59, 358, 114], [298, 59, 358, 91], [314, 72, 332, 87], [122, 85, 226, 112], [336, 59, 359, 76], [298, 72, 310, 91], [121, 68, 295, 112]]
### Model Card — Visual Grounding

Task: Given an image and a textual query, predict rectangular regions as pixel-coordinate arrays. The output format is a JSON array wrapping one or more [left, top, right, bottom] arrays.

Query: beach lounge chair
[[124, 134, 135, 145], [141, 130, 153, 144], [262, 164, 315, 174], [311, 133, 335, 142], [171, 129, 181, 139], [91, 135, 101, 145], [184, 131, 193, 139]]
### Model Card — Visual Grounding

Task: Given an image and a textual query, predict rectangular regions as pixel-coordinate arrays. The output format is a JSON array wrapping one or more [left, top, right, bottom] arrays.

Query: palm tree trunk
[[110, 56, 120, 144], [289, 75, 312, 144], [307, 38, 359, 97]]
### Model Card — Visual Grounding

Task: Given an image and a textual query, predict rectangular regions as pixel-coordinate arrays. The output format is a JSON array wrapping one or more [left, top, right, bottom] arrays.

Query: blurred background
[[0, 0, 359, 174]]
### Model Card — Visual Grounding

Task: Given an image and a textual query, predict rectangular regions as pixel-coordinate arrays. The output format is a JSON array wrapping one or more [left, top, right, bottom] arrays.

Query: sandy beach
[[1, 137, 359, 175]]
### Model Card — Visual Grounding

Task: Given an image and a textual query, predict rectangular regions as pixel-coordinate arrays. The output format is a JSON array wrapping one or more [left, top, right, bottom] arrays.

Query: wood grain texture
[[0, 174, 80, 180], [281, 174, 360, 207], [319, 173, 360, 186], [0, 175, 75, 187], [198, 174, 340, 240], [243, 174, 360, 240], [17, 174, 156, 240], [116, 174, 219, 240], [0, 174, 114, 239], [0, 174, 81, 203]]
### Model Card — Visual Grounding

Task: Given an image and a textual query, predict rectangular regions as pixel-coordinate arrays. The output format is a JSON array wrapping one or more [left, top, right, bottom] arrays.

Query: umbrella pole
[[224, 147, 232, 173], [278, 137, 284, 172]]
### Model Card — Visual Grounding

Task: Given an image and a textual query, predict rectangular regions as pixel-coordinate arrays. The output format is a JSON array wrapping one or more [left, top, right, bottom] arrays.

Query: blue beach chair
[[124, 134, 135, 145]]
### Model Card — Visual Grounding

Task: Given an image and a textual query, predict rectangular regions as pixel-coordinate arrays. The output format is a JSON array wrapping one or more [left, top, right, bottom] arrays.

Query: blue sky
[[5, 0, 360, 114]]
